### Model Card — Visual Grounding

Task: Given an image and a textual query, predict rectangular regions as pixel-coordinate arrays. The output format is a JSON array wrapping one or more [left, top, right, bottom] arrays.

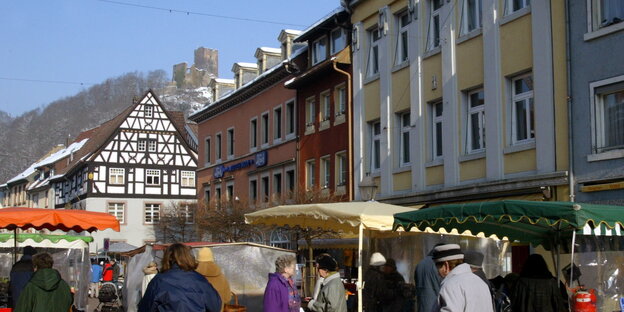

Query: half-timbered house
[[50, 90, 198, 249]]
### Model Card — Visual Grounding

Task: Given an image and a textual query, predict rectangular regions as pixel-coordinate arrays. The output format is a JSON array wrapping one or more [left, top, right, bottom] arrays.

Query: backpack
[[494, 286, 512, 312]]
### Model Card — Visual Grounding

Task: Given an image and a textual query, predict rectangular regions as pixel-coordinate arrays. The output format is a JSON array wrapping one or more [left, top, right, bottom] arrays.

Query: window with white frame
[[249, 179, 258, 203], [306, 97, 316, 127], [227, 128, 234, 157], [505, 0, 530, 15], [511, 75, 535, 144], [146, 169, 161, 186], [226, 184, 234, 201], [367, 28, 381, 77], [396, 11, 411, 65], [336, 152, 348, 186], [428, 0, 443, 51], [321, 92, 331, 122], [138, 139, 147, 152], [262, 113, 269, 144], [286, 101, 295, 136], [312, 36, 328, 65], [181, 171, 195, 187], [330, 28, 346, 54], [148, 140, 157, 152], [399, 112, 411, 165], [461, 0, 482, 35], [370, 121, 382, 171], [321, 156, 331, 188], [204, 137, 211, 164], [273, 172, 282, 196], [144, 203, 160, 224], [336, 85, 346, 116], [215, 186, 222, 206], [108, 202, 124, 223], [183, 205, 194, 224], [306, 159, 316, 189], [432, 101, 444, 159], [592, 79, 624, 153], [216, 133, 222, 160], [274, 107, 282, 140], [590, 0, 624, 31], [144, 104, 153, 118], [109, 168, 124, 185], [467, 89, 486, 153], [250, 118, 257, 149]]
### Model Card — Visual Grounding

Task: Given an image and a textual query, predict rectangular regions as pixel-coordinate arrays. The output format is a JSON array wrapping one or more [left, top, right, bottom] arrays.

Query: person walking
[[382, 258, 407, 312], [433, 243, 493, 312], [363, 252, 391, 312], [138, 243, 221, 312], [414, 245, 442, 312], [89, 259, 103, 298], [196, 247, 232, 311], [14, 252, 73, 312], [141, 261, 158, 298], [511, 254, 568, 312], [103, 259, 120, 284], [306, 254, 347, 312], [9, 246, 36, 308], [263, 254, 301, 312]]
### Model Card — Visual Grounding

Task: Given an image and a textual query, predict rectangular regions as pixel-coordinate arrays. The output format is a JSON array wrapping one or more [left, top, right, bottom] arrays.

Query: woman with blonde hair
[[138, 243, 221, 311]]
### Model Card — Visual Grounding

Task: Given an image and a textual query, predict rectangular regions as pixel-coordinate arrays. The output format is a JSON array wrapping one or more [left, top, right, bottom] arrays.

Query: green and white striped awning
[[580, 222, 624, 236]]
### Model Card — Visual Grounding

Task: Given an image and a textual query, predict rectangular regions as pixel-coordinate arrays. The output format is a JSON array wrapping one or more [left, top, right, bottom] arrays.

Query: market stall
[[393, 200, 624, 311], [0, 233, 92, 310]]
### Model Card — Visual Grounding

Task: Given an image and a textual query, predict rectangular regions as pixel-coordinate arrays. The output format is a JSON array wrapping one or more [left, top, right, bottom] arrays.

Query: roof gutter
[[332, 59, 353, 201]]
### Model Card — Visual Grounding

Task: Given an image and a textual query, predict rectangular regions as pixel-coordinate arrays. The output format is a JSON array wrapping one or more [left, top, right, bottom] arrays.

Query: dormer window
[[312, 37, 328, 65], [330, 28, 346, 55], [144, 104, 153, 118]]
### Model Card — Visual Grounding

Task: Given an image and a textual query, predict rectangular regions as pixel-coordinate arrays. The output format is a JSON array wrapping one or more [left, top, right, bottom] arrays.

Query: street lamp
[[359, 174, 378, 201]]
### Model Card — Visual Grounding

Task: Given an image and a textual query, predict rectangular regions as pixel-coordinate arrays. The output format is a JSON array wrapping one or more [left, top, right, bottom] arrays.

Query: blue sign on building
[[214, 150, 268, 179]]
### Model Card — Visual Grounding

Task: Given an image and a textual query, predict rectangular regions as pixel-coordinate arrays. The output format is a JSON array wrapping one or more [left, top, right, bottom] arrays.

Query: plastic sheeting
[[123, 243, 295, 312], [0, 239, 90, 310]]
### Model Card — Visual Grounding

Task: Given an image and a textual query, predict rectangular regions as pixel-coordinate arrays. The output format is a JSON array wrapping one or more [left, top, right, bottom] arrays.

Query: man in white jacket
[[432, 244, 494, 312]]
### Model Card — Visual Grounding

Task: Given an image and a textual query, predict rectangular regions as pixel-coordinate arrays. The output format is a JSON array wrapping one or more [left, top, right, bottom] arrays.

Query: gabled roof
[[294, 7, 349, 43]]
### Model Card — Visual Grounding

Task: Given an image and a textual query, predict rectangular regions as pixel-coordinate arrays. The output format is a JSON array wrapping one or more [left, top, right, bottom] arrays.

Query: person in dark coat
[[363, 252, 393, 312], [138, 243, 221, 312], [9, 245, 36, 308], [414, 245, 442, 312], [511, 254, 568, 312], [14, 252, 73, 312], [382, 258, 407, 312]]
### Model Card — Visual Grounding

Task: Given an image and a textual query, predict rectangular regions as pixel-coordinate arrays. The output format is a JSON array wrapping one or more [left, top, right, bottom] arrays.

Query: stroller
[[94, 282, 122, 312]]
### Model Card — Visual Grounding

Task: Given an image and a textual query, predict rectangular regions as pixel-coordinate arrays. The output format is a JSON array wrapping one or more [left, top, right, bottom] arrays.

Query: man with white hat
[[363, 252, 389, 312], [432, 244, 493, 312]]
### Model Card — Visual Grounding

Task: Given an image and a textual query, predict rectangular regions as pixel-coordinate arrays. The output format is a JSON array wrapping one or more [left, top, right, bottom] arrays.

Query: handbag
[[224, 292, 246, 312]]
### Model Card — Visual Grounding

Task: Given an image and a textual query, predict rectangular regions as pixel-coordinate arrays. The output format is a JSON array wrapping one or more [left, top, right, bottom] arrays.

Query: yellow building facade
[[347, 0, 569, 205]]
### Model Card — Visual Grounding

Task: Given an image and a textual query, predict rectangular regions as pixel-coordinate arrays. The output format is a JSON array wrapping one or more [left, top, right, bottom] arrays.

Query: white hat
[[370, 252, 386, 266], [432, 244, 464, 263]]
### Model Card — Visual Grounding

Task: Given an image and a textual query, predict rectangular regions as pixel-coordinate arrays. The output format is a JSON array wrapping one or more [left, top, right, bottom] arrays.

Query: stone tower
[[194, 47, 218, 76]]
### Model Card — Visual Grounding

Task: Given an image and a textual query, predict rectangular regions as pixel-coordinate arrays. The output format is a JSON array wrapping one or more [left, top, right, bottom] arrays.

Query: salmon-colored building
[[190, 30, 303, 209], [285, 8, 353, 201]]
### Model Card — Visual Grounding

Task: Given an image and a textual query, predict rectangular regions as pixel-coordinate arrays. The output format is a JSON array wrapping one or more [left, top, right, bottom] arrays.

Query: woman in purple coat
[[263, 254, 301, 312]]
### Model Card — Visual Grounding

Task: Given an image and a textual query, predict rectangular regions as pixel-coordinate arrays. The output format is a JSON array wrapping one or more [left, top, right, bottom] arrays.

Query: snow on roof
[[235, 62, 258, 68], [283, 29, 302, 35], [6, 138, 89, 184], [214, 78, 235, 84], [259, 47, 282, 54], [295, 7, 346, 41]]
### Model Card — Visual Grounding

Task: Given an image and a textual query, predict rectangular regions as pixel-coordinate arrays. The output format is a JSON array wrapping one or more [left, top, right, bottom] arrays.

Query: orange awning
[[0, 207, 120, 232]]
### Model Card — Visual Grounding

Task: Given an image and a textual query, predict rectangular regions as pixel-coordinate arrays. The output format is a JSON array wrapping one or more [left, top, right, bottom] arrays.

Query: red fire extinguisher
[[572, 286, 597, 312]]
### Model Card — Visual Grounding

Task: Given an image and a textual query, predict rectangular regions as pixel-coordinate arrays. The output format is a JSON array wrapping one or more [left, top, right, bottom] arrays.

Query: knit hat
[[197, 247, 214, 262], [432, 244, 464, 263], [23, 246, 36, 256], [463, 251, 484, 269], [369, 252, 386, 266], [317, 254, 338, 271]]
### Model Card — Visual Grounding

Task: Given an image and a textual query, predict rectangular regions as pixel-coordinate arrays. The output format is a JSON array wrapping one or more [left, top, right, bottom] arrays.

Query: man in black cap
[[9, 245, 36, 308], [432, 244, 493, 312]]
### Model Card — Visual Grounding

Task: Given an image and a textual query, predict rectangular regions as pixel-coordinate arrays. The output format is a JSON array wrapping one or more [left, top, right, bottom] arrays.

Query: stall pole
[[569, 230, 577, 285], [357, 223, 363, 312], [13, 228, 17, 264]]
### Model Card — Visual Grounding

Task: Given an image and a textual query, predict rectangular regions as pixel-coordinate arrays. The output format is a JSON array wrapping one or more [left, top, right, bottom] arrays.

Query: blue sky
[[0, 0, 340, 117]]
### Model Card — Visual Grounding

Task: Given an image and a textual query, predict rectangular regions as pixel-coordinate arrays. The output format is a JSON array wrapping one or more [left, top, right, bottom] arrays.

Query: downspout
[[564, 0, 575, 202], [333, 59, 354, 201]]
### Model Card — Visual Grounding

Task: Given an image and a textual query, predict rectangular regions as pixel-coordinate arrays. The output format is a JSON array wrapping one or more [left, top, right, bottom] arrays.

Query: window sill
[[370, 171, 381, 178], [459, 151, 486, 162], [334, 114, 346, 126], [457, 28, 482, 45], [503, 141, 535, 154], [304, 125, 315, 135], [273, 138, 283, 145], [587, 149, 624, 162], [425, 158, 444, 168], [499, 7, 531, 26], [393, 165, 411, 174], [227, 155, 234, 161], [392, 61, 409, 73], [249, 147, 257, 154], [261, 143, 270, 149], [319, 120, 331, 131], [285, 133, 296, 141], [422, 46, 441, 59], [584, 22, 624, 41], [335, 185, 346, 195], [363, 74, 380, 85]]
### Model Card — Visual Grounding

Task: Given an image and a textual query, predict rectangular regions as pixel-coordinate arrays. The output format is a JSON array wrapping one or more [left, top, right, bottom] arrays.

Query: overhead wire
[[0, 77, 95, 86]]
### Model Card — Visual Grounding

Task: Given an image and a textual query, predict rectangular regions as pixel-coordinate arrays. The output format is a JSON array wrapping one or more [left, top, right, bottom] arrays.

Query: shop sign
[[214, 150, 268, 178]]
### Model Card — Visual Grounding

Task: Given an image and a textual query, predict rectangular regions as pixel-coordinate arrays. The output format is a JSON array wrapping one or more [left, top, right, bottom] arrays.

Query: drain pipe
[[333, 59, 353, 201], [564, 0, 575, 202]]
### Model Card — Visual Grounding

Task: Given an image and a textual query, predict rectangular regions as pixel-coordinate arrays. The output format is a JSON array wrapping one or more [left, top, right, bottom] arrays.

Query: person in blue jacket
[[9, 245, 37, 308], [138, 243, 221, 312]]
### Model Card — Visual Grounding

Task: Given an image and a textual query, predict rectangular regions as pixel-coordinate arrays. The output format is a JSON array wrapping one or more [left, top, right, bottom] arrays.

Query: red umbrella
[[0, 207, 120, 262]]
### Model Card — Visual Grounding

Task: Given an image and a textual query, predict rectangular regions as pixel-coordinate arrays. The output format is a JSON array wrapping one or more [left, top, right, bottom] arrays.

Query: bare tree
[[195, 198, 266, 243], [155, 201, 198, 243]]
